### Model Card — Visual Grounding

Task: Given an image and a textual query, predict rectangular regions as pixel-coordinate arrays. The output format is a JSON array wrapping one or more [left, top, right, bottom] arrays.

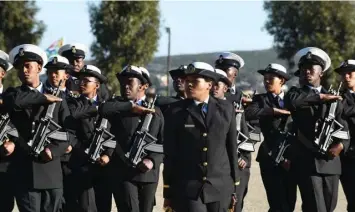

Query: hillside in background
[[146, 48, 298, 95], [88, 48, 299, 95]]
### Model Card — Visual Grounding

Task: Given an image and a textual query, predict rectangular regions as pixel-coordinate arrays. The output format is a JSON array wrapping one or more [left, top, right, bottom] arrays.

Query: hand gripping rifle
[[27, 80, 69, 157], [85, 117, 116, 163], [268, 116, 294, 166], [314, 82, 348, 155], [125, 95, 163, 167]]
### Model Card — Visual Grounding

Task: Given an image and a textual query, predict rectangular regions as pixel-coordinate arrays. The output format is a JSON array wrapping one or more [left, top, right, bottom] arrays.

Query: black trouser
[[16, 188, 63, 212], [175, 188, 231, 212], [259, 160, 296, 212], [297, 172, 339, 212], [0, 172, 15, 212], [340, 156, 355, 211], [93, 166, 112, 212], [234, 168, 250, 212], [62, 163, 97, 212], [112, 180, 158, 212]]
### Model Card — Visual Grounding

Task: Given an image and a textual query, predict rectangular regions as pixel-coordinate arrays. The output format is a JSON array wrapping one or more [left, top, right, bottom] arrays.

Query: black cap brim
[[45, 62, 74, 72], [169, 69, 186, 79], [79, 70, 107, 83], [219, 76, 232, 87], [185, 70, 219, 82], [334, 65, 355, 74], [61, 50, 85, 60], [116, 72, 146, 84], [257, 69, 291, 81]]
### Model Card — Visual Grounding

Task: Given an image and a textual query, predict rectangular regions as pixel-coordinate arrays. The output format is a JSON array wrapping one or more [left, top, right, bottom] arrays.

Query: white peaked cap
[[9, 44, 48, 67], [86, 65, 101, 74], [0, 50, 13, 72], [48, 55, 70, 65], [215, 68, 228, 78], [58, 43, 88, 56], [295, 47, 331, 71], [216, 52, 245, 69]]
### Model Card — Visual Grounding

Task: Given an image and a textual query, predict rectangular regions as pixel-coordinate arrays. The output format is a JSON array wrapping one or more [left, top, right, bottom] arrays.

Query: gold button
[[203, 177, 207, 181], [202, 147, 208, 151], [203, 133, 207, 137], [203, 162, 208, 166]]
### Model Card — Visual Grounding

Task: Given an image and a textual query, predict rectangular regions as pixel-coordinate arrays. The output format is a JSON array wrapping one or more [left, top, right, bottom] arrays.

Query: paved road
[[13, 142, 347, 211]]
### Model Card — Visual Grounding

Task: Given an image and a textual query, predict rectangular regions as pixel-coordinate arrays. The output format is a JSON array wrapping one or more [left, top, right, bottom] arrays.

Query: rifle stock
[[126, 95, 163, 167], [27, 80, 68, 157], [314, 82, 347, 155], [85, 118, 116, 163]]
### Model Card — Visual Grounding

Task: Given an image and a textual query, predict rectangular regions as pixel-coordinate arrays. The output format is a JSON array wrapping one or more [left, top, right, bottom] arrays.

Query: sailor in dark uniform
[[58, 43, 110, 100], [98, 65, 164, 212], [44, 55, 75, 98], [246, 63, 296, 212], [284, 47, 350, 212], [4, 44, 70, 212], [213, 68, 251, 212], [214, 52, 251, 105], [0, 50, 16, 212], [334, 60, 355, 212], [156, 65, 188, 113], [63, 65, 115, 212], [163, 62, 239, 212]]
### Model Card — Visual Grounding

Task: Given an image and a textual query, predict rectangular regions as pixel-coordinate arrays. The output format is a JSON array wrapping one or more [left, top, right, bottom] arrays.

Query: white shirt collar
[[28, 82, 44, 93], [0, 85, 4, 94], [60, 87, 66, 92], [85, 95, 98, 102], [307, 85, 322, 93], [272, 91, 284, 100], [194, 96, 210, 106]]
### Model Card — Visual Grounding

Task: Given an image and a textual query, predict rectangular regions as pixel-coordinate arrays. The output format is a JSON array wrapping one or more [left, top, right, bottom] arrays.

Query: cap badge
[[266, 64, 272, 72], [19, 48, 25, 57], [126, 65, 132, 72], [343, 61, 348, 67], [53, 57, 58, 64], [306, 52, 312, 59], [218, 55, 224, 64], [186, 64, 195, 73], [71, 46, 76, 53]]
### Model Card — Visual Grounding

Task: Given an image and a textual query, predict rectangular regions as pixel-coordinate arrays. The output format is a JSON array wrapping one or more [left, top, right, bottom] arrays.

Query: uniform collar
[[194, 95, 209, 106], [135, 95, 146, 105], [272, 91, 284, 100], [0, 85, 3, 94], [85, 95, 98, 102], [307, 85, 322, 93], [28, 82, 44, 93], [349, 89, 355, 94]]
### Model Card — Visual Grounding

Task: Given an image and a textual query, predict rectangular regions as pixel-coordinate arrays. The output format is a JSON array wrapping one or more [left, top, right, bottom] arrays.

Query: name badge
[[184, 124, 195, 128]]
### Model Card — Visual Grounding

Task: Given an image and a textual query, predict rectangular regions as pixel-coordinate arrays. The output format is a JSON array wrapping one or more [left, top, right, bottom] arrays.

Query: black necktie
[[198, 103, 207, 119]]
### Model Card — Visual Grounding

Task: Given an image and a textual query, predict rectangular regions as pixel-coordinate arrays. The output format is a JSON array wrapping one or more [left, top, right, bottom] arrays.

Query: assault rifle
[[233, 100, 250, 152], [125, 95, 163, 167], [314, 82, 348, 155], [85, 117, 116, 163], [268, 116, 294, 166], [0, 114, 19, 146], [27, 80, 69, 157]]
